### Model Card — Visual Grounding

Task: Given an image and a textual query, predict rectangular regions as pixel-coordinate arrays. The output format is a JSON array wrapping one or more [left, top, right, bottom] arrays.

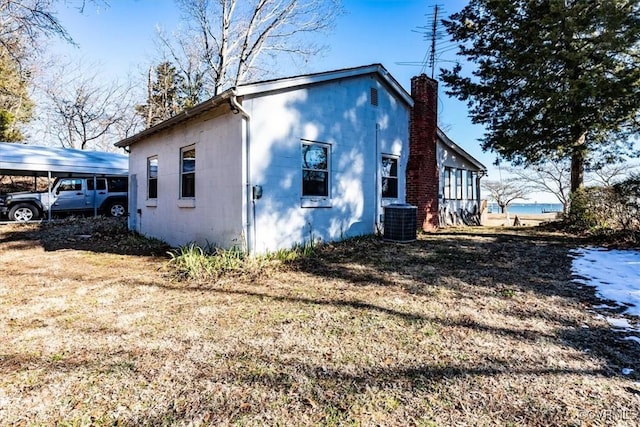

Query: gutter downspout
[[375, 123, 380, 228], [229, 92, 254, 255]]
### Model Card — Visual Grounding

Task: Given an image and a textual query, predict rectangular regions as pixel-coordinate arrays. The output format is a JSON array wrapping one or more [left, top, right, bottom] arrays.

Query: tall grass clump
[[168, 243, 216, 280], [168, 238, 321, 281]]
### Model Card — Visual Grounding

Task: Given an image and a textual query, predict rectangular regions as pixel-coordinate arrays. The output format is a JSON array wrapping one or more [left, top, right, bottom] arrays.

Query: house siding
[[437, 142, 484, 225], [244, 75, 410, 253], [128, 107, 245, 248]]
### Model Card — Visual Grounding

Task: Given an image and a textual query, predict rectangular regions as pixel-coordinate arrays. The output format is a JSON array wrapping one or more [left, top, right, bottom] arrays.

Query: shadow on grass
[[0, 217, 170, 256]]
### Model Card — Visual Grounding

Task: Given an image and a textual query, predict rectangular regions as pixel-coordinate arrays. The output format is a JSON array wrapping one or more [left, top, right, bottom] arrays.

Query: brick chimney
[[406, 74, 439, 231]]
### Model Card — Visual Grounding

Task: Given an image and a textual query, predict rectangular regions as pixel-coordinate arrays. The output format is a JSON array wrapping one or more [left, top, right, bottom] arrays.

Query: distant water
[[487, 202, 563, 215]]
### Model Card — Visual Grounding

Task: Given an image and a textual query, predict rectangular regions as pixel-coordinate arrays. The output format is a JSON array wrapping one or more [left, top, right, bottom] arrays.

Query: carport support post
[[47, 171, 52, 222], [93, 175, 98, 218]]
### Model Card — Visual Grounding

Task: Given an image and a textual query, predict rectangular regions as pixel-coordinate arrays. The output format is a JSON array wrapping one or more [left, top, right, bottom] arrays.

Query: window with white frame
[[180, 146, 195, 198], [381, 155, 398, 198], [302, 141, 330, 197], [443, 167, 453, 199], [456, 169, 463, 199], [467, 171, 476, 200], [148, 156, 158, 199]]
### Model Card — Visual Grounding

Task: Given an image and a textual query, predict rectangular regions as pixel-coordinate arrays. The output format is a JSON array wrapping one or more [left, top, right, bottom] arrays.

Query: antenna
[[428, 5, 439, 78], [396, 4, 457, 77]]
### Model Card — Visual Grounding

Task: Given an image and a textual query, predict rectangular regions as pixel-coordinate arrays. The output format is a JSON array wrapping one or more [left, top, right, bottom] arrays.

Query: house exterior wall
[[128, 107, 245, 248], [437, 141, 483, 225], [243, 75, 410, 253]]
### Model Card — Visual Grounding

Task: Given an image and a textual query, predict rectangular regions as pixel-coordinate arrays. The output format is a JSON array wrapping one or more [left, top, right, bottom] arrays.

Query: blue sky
[[50, 0, 557, 203]]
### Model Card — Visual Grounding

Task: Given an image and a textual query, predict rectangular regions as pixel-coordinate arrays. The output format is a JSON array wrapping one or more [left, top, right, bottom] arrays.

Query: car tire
[[8, 203, 40, 222], [107, 201, 127, 217]]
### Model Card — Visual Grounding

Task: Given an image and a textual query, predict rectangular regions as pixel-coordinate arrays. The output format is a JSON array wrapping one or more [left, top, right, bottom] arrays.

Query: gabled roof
[[116, 64, 412, 148], [0, 142, 128, 177], [236, 63, 413, 106], [437, 128, 487, 172]]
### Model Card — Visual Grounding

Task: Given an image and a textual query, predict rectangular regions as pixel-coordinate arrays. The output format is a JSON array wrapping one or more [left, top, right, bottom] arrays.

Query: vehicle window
[[57, 179, 82, 192], [86, 179, 107, 191], [107, 177, 128, 193]]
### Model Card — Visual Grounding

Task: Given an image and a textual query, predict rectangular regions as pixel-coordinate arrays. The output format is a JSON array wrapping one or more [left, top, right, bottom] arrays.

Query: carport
[[0, 142, 128, 221]]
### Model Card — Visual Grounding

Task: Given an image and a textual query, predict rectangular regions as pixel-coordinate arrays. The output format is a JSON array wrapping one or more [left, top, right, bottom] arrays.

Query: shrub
[[568, 175, 640, 234]]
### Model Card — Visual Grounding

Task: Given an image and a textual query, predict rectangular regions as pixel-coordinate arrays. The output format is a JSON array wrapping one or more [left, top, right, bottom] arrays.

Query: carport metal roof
[[0, 142, 128, 177]]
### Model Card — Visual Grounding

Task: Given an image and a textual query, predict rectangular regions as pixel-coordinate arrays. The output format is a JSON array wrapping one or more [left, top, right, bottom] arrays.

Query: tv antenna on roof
[[397, 4, 457, 78]]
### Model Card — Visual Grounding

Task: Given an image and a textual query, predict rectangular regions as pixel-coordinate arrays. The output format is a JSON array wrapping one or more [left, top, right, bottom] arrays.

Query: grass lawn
[[1, 218, 639, 426]]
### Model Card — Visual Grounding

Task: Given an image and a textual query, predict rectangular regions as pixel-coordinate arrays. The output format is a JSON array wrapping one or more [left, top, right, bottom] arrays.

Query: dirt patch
[[1, 219, 639, 426]]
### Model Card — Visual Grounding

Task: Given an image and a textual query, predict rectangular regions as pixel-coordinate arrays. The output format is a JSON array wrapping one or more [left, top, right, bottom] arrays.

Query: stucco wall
[[128, 107, 244, 248], [244, 75, 410, 253]]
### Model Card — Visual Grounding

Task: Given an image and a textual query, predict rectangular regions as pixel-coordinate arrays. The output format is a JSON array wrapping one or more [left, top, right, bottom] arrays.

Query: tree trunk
[[570, 132, 587, 193]]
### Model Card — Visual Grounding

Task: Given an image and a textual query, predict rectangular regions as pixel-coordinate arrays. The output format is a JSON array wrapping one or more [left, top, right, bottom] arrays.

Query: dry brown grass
[[1, 218, 639, 426]]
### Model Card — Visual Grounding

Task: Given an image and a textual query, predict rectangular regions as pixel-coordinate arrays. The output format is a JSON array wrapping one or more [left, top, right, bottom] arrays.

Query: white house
[[116, 64, 413, 254], [437, 128, 487, 226]]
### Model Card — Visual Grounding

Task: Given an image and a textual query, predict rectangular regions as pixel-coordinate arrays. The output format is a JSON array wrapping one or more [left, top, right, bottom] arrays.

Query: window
[[148, 156, 158, 199], [57, 178, 82, 192], [302, 141, 329, 197], [467, 171, 476, 200], [381, 155, 398, 198], [456, 169, 463, 199], [86, 179, 106, 191], [108, 177, 128, 193], [181, 146, 195, 198], [443, 167, 453, 199]]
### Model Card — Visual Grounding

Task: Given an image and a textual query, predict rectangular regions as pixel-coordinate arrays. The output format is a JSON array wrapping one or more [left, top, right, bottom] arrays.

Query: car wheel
[[8, 203, 39, 222], [107, 201, 127, 217]]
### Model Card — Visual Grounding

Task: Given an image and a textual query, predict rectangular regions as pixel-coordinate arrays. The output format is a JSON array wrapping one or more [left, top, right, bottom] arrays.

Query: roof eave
[[236, 64, 414, 107], [437, 128, 487, 172], [115, 90, 235, 148]]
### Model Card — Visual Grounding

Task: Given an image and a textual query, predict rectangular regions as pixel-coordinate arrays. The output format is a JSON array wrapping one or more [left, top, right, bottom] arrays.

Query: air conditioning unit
[[383, 203, 417, 242]]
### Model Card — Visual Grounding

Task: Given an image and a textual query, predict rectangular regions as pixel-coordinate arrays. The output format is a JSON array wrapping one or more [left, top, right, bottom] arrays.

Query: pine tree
[[441, 0, 640, 192], [0, 47, 33, 141], [136, 62, 186, 128]]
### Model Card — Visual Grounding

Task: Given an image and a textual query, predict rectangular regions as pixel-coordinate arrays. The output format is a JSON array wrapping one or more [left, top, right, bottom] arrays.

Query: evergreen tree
[[136, 62, 186, 128], [441, 0, 640, 192], [0, 47, 33, 141]]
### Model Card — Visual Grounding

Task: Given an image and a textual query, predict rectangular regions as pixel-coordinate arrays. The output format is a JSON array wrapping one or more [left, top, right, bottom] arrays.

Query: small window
[[456, 169, 463, 200], [443, 167, 452, 199], [86, 179, 106, 191], [467, 171, 476, 200], [181, 146, 195, 198], [148, 157, 158, 199], [381, 155, 398, 198], [302, 141, 329, 197]]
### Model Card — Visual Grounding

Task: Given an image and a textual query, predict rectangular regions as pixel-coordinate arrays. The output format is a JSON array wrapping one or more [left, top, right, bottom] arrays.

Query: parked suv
[[0, 176, 128, 222]]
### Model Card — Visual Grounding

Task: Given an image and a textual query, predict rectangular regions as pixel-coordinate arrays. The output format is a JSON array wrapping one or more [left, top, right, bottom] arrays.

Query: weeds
[[168, 238, 320, 280]]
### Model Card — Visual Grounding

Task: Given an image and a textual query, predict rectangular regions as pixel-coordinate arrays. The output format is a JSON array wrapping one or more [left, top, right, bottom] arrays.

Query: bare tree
[[37, 60, 141, 151], [587, 161, 640, 187], [509, 161, 572, 214], [0, 0, 73, 59], [156, 0, 343, 101], [481, 178, 529, 214]]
